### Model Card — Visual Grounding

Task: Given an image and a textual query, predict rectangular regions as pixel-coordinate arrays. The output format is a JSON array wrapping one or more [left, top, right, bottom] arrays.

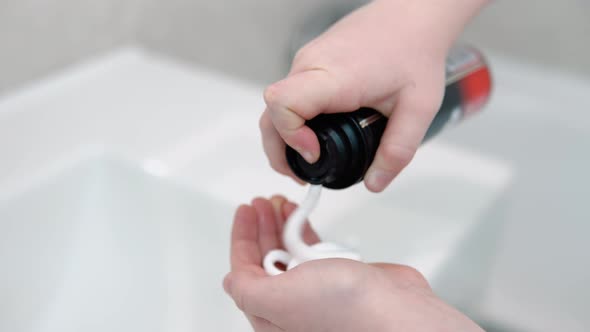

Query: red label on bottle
[[459, 66, 492, 116]]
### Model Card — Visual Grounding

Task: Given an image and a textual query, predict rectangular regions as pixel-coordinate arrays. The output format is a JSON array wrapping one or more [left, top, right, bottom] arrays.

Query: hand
[[223, 196, 484, 332], [260, 0, 489, 192]]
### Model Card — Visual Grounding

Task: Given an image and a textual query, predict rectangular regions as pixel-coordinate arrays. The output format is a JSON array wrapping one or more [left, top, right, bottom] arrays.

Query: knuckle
[[263, 83, 283, 108], [397, 265, 426, 282], [380, 143, 416, 168], [330, 74, 361, 109], [395, 265, 431, 290], [292, 46, 314, 66], [258, 112, 272, 131]]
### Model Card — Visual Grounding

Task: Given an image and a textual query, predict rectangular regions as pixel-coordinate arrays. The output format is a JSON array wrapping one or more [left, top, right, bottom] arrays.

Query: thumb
[[226, 270, 307, 324], [364, 86, 441, 192], [263, 69, 361, 163]]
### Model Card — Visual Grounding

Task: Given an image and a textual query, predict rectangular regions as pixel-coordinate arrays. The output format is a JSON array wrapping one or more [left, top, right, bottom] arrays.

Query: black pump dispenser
[[286, 108, 386, 189], [286, 46, 492, 189]]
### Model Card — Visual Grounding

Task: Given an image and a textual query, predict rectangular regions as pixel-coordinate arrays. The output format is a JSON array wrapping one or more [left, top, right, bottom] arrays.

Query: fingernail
[[366, 169, 394, 192], [270, 196, 285, 220], [301, 150, 316, 164]]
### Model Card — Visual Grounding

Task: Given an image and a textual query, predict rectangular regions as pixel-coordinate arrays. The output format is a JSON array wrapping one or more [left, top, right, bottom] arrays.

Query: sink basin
[[0, 48, 588, 332], [0, 157, 248, 332], [0, 147, 514, 332]]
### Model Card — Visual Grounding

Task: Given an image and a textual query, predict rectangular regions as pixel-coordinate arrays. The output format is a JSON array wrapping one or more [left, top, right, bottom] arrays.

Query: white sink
[[0, 151, 513, 332], [1, 48, 588, 332], [0, 158, 247, 332]]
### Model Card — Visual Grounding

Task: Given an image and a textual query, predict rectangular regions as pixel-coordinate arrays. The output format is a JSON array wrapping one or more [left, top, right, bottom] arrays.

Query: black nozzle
[[286, 108, 387, 189], [285, 46, 492, 190]]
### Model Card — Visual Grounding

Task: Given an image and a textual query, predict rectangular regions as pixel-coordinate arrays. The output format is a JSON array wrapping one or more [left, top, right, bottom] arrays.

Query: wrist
[[373, 0, 489, 53]]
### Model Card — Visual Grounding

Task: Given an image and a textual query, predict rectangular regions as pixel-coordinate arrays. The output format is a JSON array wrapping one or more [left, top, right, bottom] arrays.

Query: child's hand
[[260, 0, 488, 192], [223, 197, 483, 332]]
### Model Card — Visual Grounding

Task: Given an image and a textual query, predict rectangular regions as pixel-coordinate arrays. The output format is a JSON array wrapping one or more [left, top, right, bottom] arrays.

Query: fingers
[[267, 195, 321, 246], [230, 196, 319, 273], [225, 197, 322, 324], [252, 198, 281, 255], [263, 68, 361, 164], [230, 205, 263, 272], [364, 86, 442, 192], [259, 110, 294, 177], [269, 195, 287, 235], [228, 205, 269, 317], [226, 200, 291, 323]]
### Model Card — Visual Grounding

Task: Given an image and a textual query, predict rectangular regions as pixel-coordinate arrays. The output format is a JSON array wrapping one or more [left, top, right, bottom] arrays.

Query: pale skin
[[231, 0, 491, 330], [260, 0, 490, 192], [224, 196, 484, 332]]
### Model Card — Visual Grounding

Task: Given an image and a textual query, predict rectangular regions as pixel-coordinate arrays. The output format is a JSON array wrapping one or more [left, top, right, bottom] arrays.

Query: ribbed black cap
[[286, 109, 386, 189]]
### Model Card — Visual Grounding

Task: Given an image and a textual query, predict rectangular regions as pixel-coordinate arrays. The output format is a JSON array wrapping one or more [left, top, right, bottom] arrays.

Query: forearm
[[373, 0, 489, 52]]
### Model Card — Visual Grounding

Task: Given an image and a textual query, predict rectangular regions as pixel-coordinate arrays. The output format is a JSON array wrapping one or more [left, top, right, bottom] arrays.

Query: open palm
[[223, 196, 482, 332]]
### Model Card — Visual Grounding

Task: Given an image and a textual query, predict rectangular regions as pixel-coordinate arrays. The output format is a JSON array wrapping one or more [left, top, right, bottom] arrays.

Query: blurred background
[[2, 0, 590, 93], [0, 1, 589, 332]]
